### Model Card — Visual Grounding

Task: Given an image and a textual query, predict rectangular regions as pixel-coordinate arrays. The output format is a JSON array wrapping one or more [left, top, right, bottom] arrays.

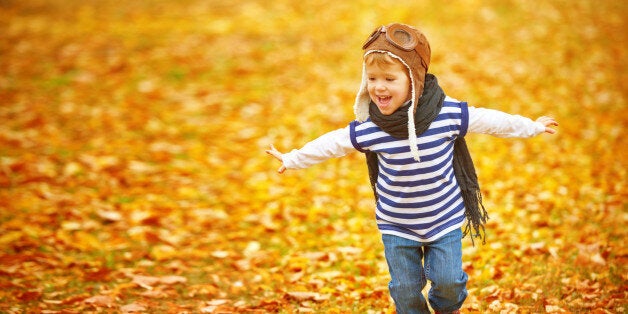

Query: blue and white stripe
[[350, 99, 469, 242]]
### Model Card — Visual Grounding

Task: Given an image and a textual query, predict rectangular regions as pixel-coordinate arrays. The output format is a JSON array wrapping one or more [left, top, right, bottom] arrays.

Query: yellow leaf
[[0, 231, 23, 245], [150, 244, 178, 261]]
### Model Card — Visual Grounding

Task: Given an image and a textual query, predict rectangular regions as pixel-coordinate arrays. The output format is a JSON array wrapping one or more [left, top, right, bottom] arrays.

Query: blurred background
[[1, 0, 626, 312]]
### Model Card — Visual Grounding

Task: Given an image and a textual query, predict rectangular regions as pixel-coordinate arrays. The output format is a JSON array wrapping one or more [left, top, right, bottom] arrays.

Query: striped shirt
[[282, 96, 546, 242], [349, 99, 467, 241]]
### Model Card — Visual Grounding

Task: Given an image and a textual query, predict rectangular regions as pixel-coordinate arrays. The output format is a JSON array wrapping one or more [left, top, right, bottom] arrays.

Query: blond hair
[[364, 51, 399, 67]]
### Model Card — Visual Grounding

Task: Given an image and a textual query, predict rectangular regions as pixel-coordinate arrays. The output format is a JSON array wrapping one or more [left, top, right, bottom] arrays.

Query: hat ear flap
[[354, 62, 371, 122]]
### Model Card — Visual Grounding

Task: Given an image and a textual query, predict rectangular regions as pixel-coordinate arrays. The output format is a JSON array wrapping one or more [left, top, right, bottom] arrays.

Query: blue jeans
[[382, 229, 468, 314]]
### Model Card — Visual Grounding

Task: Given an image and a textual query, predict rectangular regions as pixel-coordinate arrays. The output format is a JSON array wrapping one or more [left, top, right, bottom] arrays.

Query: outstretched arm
[[265, 126, 355, 174], [468, 107, 558, 137]]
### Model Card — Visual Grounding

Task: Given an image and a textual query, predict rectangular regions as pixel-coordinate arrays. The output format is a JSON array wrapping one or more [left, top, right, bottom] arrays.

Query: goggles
[[362, 24, 428, 69]]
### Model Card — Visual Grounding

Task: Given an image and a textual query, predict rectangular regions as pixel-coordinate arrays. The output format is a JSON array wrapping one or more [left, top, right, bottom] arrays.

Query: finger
[[278, 165, 286, 174], [266, 150, 282, 161], [265, 144, 275, 154], [545, 119, 558, 127], [545, 127, 557, 134], [541, 116, 558, 126], [269, 144, 282, 154], [265, 145, 281, 158]]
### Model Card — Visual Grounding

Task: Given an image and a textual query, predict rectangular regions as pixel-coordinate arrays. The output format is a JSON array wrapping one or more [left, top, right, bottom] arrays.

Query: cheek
[[402, 82, 411, 97], [393, 82, 408, 95], [366, 83, 375, 95]]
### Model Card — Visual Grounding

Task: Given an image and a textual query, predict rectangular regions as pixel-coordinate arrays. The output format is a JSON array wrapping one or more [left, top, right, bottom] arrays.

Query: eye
[[386, 77, 396, 82]]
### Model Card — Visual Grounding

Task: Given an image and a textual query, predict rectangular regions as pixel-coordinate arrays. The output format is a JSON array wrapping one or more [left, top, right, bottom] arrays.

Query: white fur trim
[[408, 105, 421, 162], [354, 62, 371, 122]]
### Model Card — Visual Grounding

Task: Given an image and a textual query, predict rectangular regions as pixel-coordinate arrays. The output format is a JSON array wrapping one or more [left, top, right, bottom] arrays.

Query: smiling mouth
[[377, 96, 392, 106]]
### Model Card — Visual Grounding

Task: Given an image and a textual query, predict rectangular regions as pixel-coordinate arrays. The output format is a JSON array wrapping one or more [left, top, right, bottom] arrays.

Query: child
[[266, 23, 557, 314]]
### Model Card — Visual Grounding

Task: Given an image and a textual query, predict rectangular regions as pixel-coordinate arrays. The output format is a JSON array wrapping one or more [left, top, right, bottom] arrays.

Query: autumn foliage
[[0, 0, 626, 313]]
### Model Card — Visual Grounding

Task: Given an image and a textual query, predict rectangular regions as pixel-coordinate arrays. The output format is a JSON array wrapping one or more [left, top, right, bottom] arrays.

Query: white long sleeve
[[467, 106, 546, 138], [282, 126, 355, 169]]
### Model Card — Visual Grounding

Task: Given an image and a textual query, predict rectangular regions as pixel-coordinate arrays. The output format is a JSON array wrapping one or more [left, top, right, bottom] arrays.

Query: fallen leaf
[[159, 275, 187, 285], [545, 305, 566, 313], [131, 275, 161, 289], [84, 295, 115, 307], [121, 302, 147, 313], [96, 209, 123, 222], [285, 291, 329, 302], [17, 290, 42, 302]]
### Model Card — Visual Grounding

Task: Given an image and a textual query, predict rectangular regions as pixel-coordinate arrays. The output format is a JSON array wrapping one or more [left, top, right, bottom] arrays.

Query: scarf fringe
[[461, 189, 489, 246]]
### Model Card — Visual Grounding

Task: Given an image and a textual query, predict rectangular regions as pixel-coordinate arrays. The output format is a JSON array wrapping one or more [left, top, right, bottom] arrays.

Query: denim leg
[[424, 229, 468, 313], [382, 234, 431, 314]]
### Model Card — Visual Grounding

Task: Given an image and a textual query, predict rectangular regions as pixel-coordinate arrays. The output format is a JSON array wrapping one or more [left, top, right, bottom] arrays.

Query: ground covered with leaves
[[1, 0, 626, 313]]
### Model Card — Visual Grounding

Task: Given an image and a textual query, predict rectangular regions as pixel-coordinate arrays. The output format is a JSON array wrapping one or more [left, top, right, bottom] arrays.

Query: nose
[[373, 80, 386, 92]]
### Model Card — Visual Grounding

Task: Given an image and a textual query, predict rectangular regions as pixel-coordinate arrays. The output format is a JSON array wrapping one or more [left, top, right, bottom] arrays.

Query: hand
[[265, 144, 287, 174], [536, 116, 558, 134]]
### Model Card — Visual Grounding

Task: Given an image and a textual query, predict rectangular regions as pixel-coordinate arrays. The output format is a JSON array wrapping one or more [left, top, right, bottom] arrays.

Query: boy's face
[[366, 59, 411, 116]]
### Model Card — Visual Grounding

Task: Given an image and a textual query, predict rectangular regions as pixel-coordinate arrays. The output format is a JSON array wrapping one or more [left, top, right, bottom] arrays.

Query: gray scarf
[[365, 74, 489, 244]]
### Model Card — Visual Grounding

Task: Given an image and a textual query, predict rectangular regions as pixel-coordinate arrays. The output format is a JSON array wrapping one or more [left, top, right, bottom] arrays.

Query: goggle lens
[[362, 24, 418, 52]]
